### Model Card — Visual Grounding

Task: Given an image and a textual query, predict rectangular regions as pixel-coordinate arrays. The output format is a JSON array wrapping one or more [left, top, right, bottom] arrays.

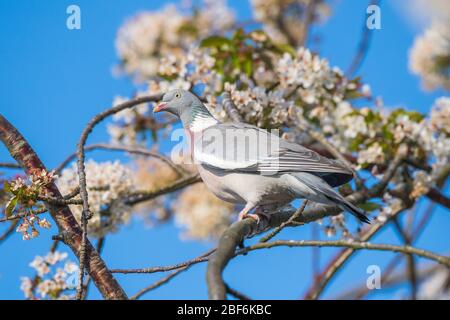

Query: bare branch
[[130, 269, 185, 300], [130, 249, 214, 300], [0, 162, 21, 169], [225, 283, 252, 300], [392, 218, 418, 299], [238, 240, 450, 267], [336, 262, 444, 299], [345, 0, 380, 77], [111, 249, 215, 274], [55, 143, 185, 177], [0, 207, 47, 223], [124, 173, 201, 206], [221, 92, 243, 122], [426, 188, 450, 209], [259, 200, 308, 243], [82, 236, 106, 300], [0, 220, 18, 243], [74, 94, 161, 299]]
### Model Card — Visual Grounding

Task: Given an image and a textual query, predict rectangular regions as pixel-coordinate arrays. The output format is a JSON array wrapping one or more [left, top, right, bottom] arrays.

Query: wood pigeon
[[153, 89, 369, 224]]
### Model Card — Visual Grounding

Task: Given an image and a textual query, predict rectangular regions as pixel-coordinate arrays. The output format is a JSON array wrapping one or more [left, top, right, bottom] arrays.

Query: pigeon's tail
[[289, 172, 370, 224], [324, 193, 370, 224]]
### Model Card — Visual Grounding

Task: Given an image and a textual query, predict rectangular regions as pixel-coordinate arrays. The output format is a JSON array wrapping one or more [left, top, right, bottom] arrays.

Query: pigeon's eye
[[175, 93, 181, 99]]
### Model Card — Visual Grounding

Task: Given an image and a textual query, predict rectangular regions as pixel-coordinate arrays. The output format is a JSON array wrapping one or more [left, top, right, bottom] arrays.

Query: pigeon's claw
[[240, 213, 261, 224], [238, 204, 271, 226]]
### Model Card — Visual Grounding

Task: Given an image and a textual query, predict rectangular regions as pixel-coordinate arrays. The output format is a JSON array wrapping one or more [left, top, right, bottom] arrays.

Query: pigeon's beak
[[153, 102, 167, 113]]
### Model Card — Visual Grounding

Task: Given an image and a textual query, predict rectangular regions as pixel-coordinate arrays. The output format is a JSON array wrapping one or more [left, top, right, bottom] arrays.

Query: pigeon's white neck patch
[[189, 115, 218, 132]]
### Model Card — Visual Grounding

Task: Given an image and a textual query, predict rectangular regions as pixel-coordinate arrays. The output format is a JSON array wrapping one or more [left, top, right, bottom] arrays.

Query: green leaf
[[390, 109, 424, 123], [200, 36, 232, 50], [5, 196, 18, 217], [242, 59, 252, 77], [272, 43, 296, 56], [358, 202, 382, 212], [4, 181, 12, 194], [407, 111, 424, 122]]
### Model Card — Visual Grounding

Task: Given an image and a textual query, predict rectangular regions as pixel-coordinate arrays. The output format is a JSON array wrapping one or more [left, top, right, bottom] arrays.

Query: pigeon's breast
[[197, 164, 295, 206]]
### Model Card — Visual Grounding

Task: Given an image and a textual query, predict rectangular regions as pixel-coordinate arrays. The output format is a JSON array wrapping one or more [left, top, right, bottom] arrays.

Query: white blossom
[[56, 160, 137, 237], [409, 22, 450, 91]]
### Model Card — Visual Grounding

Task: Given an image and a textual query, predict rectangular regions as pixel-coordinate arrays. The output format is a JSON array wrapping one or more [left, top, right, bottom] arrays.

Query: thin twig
[[75, 94, 161, 299], [225, 283, 252, 300], [0, 207, 47, 223], [221, 92, 243, 122], [259, 200, 308, 243], [392, 218, 418, 299], [426, 188, 450, 209], [125, 173, 201, 206], [238, 240, 450, 267], [82, 237, 106, 300], [55, 143, 185, 176], [0, 220, 18, 243], [130, 268, 186, 300], [0, 162, 21, 169], [345, 0, 380, 77], [37, 195, 83, 205], [297, 0, 317, 46], [336, 262, 444, 300], [130, 249, 214, 300], [111, 249, 215, 274]]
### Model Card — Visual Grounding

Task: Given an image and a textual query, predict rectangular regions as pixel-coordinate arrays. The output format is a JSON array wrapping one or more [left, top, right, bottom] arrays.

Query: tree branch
[[0, 161, 21, 169], [345, 0, 380, 77], [225, 283, 252, 300], [55, 143, 184, 176], [426, 187, 450, 209], [111, 249, 215, 274], [74, 94, 162, 299], [0, 220, 18, 243], [124, 173, 201, 206], [238, 240, 450, 267], [221, 92, 244, 123], [0, 114, 127, 300], [130, 249, 214, 300]]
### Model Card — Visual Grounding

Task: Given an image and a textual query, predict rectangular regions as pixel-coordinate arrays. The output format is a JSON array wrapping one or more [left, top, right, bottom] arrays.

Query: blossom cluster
[[20, 251, 77, 300], [115, 0, 234, 81], [16, 213, 51, 241], [3, 170, 55, 240], [409, 22, 450, 91], [250, 0, 331, 46], [56, 160, 137, 237], [174, 183, 235, 240]]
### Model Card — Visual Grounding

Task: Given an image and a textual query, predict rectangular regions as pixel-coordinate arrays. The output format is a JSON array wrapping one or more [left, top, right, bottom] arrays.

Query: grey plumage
[[154, 89, 370, 224]]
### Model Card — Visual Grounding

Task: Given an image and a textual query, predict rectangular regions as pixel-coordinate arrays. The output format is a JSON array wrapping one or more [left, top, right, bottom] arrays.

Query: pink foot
[[239, 213, 261, 223]]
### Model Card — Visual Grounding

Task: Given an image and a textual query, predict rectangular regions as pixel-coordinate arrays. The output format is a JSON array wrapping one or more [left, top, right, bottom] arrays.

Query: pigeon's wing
[[194, 122, 353, 185]]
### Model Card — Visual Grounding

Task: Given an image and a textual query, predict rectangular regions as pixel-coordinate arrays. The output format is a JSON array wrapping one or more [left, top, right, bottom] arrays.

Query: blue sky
[[0, 0, 448, 299]]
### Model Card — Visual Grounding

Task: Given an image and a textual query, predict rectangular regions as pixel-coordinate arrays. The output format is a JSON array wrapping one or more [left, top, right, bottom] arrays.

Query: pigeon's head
[[153, 89, 200, 118]]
